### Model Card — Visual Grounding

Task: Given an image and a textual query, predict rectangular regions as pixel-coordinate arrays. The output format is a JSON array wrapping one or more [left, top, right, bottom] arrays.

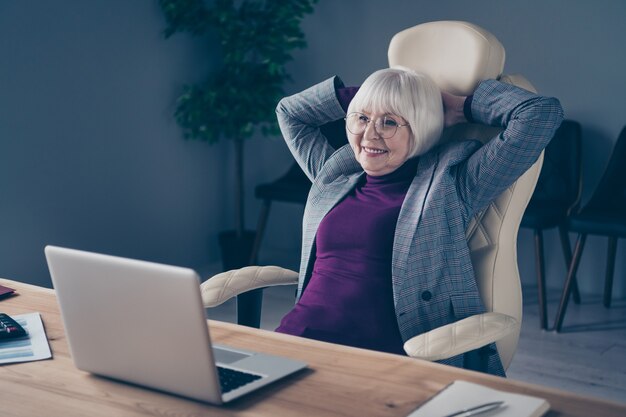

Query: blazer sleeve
[[276, 76, 347, 182], [455, 79, 564, 216]]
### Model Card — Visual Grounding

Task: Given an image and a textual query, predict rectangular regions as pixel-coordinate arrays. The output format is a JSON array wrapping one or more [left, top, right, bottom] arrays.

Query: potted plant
[[159, 0, 317, 270]]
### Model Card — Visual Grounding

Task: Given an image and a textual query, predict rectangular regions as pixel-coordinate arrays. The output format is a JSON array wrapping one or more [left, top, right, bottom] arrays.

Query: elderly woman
[[274, 68, 563, 376]]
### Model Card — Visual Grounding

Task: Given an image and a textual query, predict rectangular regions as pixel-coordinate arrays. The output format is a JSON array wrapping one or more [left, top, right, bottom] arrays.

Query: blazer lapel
[[391, 152, 439, 303]]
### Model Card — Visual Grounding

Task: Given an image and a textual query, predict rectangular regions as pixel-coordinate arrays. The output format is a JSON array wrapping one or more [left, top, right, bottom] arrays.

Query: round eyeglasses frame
[[344, 112, 410, 139]]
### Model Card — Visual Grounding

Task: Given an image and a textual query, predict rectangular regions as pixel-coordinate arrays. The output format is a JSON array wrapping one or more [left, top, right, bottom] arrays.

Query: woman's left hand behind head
[[441, 91, 467, 128]]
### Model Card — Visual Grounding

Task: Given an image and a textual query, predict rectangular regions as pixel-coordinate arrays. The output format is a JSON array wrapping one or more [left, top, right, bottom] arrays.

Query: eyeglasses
[[344, 112, 409, 139]]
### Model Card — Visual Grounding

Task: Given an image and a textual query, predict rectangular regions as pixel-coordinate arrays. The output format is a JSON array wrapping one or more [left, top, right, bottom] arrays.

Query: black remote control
[[0, 313, 28, 340]]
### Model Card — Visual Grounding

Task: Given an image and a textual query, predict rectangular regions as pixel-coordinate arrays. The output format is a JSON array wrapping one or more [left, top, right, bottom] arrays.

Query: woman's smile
[[362, 146, 388, 156]]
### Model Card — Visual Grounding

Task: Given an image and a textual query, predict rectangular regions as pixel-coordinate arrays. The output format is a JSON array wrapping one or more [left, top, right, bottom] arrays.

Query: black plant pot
[[218, 230, 256, 270], [217, 230, 262, 328]]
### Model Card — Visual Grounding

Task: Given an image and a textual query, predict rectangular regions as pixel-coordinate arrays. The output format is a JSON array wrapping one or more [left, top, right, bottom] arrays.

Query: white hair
[[346, 67, 444, 158]]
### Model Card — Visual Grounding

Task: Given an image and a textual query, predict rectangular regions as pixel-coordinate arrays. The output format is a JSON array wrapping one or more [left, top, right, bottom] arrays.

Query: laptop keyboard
[[217, 366, 263, 394]]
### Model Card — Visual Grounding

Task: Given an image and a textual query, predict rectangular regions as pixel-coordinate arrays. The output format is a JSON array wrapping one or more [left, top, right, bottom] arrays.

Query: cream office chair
[[200, 21, 543, 372]]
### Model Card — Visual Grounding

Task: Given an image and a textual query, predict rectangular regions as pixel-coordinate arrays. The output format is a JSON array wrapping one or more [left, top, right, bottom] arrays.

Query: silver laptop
[[45, 245, 307, 404]]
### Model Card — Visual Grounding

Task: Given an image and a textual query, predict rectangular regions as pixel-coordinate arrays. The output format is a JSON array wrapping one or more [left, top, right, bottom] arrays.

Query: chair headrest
[[388, 21, 505, 96]]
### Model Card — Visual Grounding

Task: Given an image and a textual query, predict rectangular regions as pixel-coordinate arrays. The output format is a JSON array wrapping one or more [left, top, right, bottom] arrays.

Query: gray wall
[[1, 1, 625, 298], [0, 1, 230, 284]]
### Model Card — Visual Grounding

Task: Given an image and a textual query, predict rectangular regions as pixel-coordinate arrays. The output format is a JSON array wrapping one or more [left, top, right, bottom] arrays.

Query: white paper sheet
[[0, 312, 52, 364]]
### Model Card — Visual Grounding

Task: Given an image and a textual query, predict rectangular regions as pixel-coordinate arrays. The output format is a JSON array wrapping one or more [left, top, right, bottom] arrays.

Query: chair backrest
[[528, 120, 583, 215], [586, 125, 626, 212], [389, 21, 544, 370]]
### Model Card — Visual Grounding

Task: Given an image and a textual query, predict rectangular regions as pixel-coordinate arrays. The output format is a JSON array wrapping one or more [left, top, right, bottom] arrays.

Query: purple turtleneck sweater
[[276, 157, 418, 355]]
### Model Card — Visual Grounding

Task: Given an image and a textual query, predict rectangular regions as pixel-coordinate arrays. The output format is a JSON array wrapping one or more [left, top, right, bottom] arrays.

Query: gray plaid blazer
[[276, 77, 563, 376]]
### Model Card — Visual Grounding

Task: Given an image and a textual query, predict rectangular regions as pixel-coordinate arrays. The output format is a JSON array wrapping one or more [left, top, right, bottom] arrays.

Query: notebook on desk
[[408, 380, 550, 417], [45, 245, 307, 404]]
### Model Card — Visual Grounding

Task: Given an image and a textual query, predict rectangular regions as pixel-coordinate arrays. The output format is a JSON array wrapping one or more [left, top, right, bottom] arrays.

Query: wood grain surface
[[1, 278, 625, 417]]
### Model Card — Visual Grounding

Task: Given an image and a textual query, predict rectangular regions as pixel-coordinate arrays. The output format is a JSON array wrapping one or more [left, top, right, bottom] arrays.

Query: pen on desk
[[442, 400, 505, 417]]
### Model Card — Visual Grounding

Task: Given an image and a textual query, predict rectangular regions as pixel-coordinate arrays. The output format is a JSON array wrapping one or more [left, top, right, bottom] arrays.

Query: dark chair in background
[[553, 125, 626, 332], [248, 163, 310, 265], [520, 120, 583, 330]]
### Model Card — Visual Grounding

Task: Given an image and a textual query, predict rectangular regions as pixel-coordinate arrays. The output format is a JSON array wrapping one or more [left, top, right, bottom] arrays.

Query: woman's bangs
[[352, 74, 405, 118]]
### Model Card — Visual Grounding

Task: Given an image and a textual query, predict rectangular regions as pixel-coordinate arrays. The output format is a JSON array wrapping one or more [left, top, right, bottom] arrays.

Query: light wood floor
[[205, 283, 626, 404], [507, 287, 626, 404]]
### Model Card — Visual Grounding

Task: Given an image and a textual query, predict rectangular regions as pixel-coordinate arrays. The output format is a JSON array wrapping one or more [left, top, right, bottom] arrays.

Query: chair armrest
[[403, 312, 519, 361], [200, 266, 298, 308]]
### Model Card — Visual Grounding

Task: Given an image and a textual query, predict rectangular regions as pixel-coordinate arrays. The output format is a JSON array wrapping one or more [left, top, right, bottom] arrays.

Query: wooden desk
[[1, 278, 624, 417]]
